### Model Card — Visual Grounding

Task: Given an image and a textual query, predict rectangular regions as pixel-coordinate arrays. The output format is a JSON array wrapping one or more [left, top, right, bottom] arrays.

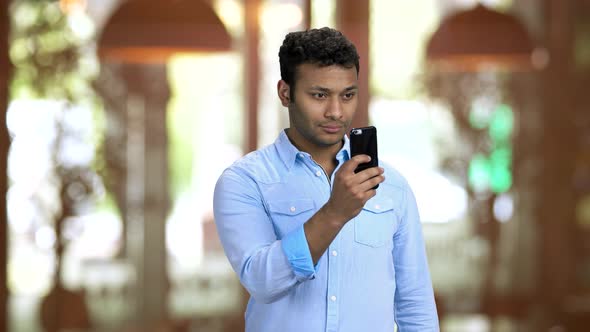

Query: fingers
[[327, 158, 385, 221], [359, 173, 385, 192], [341, 154, 372, 173], [355, 166, 384, 182], [335, 157, 384, 189], [351, 179, 381, 205], [341, 167, 385, 197]]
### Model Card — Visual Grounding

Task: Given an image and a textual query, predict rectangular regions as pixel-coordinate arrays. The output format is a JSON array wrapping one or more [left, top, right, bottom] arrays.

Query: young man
[[213, 27, 439, 331]]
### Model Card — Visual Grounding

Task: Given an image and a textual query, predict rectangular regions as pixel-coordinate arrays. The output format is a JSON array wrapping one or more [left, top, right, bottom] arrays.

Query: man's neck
[[285, 129, 342, 176]]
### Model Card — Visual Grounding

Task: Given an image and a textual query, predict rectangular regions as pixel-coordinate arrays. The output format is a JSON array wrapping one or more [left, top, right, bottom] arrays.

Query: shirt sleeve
[[281, 225, 317, 279], [213, 168, 315, 304], [393, 183, 440, 331]]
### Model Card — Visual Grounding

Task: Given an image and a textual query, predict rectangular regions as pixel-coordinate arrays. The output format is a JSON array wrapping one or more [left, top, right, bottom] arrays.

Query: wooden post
[[96, 63, 170, 327], [534, 0, 576, 328], [336, 0, 370, 129], [303, 0, 312, 30], [0, 0, 10, 330], [244, 0, 260, 152]]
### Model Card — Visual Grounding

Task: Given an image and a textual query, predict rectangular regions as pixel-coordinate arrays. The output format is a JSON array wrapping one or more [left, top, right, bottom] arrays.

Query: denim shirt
[[213, 130, 439, 332]]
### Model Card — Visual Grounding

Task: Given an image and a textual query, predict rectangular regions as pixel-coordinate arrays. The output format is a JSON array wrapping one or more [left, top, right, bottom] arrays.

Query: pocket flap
[[362, 197, 394, 214], [267, 199, 315, 216]]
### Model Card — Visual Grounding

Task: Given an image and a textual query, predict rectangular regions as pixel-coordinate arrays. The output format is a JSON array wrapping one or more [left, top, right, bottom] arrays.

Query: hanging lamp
[[98, 0, 232, 63], [425, 4, 540, 71]]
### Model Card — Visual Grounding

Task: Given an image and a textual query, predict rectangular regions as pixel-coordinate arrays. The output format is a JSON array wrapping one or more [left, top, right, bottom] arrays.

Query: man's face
[[278, 63, 359, 152]]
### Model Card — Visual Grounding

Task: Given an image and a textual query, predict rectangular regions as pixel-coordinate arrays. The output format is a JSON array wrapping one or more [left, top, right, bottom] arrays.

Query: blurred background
[[0, 0, 589, 331]]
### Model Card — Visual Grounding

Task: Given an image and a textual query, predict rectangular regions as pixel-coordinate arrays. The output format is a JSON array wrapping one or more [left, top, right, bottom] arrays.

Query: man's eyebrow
[[309, 86, 331, 92], [309, 85, 358, 92]]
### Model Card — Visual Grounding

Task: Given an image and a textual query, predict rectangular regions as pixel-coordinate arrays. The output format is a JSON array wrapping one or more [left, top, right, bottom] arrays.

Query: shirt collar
[[275, 129, 351, 170], [339, 135, 351, 162], [275, 130, 300, 170]]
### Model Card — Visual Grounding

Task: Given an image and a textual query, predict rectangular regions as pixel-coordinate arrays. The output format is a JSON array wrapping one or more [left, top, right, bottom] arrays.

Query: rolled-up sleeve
[[213, 168, 315, 304], [281, 225, 316, 280]]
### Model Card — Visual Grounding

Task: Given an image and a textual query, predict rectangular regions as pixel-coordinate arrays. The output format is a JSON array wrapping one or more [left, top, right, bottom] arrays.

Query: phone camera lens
[[353, 129, 362, 135]]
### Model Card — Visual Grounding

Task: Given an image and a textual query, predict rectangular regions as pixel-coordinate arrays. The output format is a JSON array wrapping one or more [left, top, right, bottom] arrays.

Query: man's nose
[[325, 97, 343, 119]]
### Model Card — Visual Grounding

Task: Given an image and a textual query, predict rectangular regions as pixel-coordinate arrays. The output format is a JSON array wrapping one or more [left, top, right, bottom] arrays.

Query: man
[[213, 27, 439, 331]]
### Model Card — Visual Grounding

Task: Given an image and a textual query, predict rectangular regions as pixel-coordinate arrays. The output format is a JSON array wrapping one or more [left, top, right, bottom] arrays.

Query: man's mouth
[[320, 125, 343, 134]]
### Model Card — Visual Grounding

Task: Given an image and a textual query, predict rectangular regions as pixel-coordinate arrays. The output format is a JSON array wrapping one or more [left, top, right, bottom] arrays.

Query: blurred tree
[[424, 54, 538, 327], [10, 0, 96, 101], [8, 1, 101, 331]]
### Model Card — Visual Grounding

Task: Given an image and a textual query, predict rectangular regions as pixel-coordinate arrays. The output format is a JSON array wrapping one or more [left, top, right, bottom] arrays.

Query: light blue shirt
[[213, 130, 439, 332]]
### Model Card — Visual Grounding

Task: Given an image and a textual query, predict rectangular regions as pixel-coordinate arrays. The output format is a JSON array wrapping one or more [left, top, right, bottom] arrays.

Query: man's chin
[[317, 135, 345, 147]]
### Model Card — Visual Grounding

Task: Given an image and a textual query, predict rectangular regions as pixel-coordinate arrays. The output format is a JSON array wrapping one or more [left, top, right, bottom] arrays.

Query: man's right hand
[[321, 154, 385, 226]]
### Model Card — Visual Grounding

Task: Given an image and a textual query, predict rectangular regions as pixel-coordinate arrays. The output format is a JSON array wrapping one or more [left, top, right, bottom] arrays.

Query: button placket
[[326, 239, 340, 332]]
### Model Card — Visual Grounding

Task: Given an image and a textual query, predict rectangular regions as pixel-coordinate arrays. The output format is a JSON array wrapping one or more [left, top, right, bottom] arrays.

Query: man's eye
[[313, 93, 327, 99], [343, 92, 356, 100]]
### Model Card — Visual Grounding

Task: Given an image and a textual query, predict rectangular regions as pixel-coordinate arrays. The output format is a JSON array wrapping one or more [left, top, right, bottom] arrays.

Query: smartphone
[[349, 126, 379, 189]]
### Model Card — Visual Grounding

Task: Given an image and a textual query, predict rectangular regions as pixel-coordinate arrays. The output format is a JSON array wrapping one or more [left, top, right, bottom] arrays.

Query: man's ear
[[277, 80, 291, 107]]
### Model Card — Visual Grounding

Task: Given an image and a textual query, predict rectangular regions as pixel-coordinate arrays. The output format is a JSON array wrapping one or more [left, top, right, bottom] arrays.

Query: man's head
[[279, 27, 359, 101], [277, 28, 360, 155]]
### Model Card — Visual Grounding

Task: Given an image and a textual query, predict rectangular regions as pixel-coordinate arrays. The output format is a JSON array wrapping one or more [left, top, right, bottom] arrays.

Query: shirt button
[[330, 295, 337, 302], [315, 170, 322, 177], [375, 204, 381, 210], [290, 206, 296, 212], [331, 250, 338, 257]]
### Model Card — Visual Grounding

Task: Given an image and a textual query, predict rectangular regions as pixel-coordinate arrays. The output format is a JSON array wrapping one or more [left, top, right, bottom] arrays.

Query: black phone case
[[350, 126, 379, 189]]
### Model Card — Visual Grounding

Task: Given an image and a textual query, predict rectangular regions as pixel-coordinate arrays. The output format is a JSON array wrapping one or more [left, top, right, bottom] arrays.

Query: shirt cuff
[[281, 225, 317, 281]]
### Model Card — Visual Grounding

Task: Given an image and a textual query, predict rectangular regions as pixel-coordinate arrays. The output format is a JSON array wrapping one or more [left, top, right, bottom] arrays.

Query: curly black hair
[[279, 27, 359, 96]]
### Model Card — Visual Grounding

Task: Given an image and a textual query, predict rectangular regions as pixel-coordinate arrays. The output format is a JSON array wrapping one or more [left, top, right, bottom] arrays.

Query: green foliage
[[9, 0, 97, 102], [468, 104, 514, 193], [488, 104, 514, 143], [8, 1, 111, 212]]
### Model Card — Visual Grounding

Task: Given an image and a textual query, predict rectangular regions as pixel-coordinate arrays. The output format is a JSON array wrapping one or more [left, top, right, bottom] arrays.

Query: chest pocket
[[354, 197, 398, 247], [267, 199, 316, 238]]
